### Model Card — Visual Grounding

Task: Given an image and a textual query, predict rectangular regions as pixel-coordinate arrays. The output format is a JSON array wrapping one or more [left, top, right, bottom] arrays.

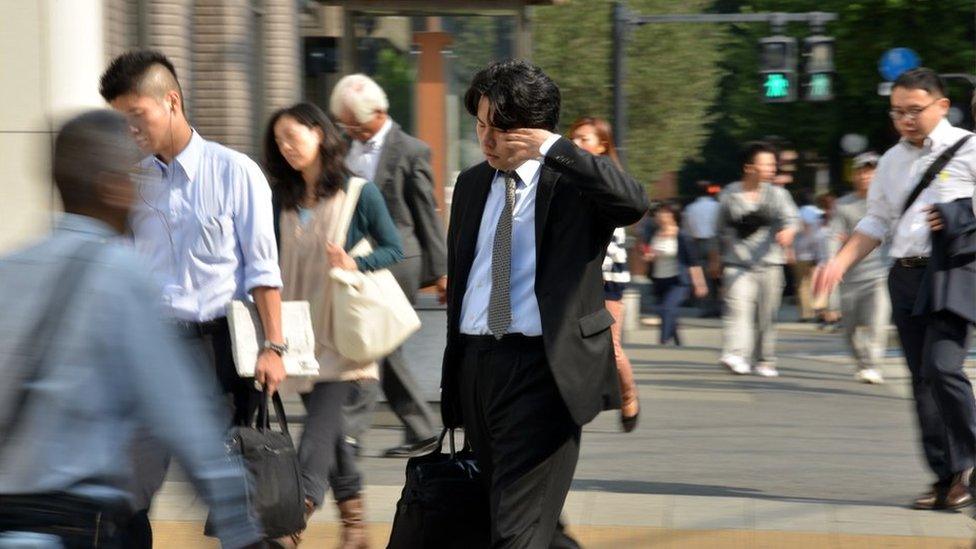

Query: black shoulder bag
[[388, 428, 490, 549], [901, 134, 973, 215], [212, 390, 307, 540]]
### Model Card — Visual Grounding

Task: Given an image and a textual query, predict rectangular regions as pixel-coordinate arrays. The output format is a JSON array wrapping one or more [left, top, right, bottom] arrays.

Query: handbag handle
[[437, 428, 472, 458], [256, 389, 291, 436], [332, 177, 367, 250]]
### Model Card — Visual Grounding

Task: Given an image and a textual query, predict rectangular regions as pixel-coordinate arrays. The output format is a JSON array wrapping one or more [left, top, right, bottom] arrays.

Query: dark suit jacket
[[914, 197, 976, 323], [373, 122, 447, 287], [440, 137, 649, 428]]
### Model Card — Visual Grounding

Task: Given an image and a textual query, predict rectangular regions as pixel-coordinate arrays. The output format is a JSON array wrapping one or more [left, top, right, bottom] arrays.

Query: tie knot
[[505, 171, 521, 189]]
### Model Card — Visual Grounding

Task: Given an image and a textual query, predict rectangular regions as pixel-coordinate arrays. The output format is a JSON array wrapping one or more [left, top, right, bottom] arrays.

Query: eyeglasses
[[889, 99, 940, 121]]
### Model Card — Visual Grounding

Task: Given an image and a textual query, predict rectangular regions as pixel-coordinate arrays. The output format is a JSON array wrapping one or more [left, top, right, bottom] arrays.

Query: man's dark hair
[[739, 141, 778, 169], [99, 50, 183, 107], [53, 110, 142, 210], [893, 67, 946, 98], [463, 59, 560, 131], [263, 102, 350, 210]]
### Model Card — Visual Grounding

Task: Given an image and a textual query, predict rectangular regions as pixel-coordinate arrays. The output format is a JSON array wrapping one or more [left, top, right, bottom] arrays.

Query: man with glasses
[[330, 74, 447, 458], [815, 68, 976, 510]]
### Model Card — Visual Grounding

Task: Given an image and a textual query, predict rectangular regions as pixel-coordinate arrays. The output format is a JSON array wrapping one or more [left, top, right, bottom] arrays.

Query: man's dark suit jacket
[[440, 137, 649, 428], [373, 122, 447, 287], [915, 197, 976, 323]]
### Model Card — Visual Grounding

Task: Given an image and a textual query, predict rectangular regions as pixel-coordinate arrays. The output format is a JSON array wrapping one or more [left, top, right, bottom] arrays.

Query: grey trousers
[[300, 381, 363, 506], [722, 265, 784, 366], [840, 277, 891, 371], [342, 255, 436, 444]]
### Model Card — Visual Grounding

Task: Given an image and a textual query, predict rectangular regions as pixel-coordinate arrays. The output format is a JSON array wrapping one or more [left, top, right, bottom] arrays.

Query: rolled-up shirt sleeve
[[854, 167, 891, 242], [235, 159, 283, 291]]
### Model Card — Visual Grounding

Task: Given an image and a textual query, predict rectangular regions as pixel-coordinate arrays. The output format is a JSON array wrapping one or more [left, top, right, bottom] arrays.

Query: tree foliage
[[533, 0, 726, 195], [683, 0, 975, 194]]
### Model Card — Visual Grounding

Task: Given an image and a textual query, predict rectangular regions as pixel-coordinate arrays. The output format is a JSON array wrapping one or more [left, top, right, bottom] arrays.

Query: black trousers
[[0, 494, 129, 549], [459, 335, 581, 549], [343, 255, 436, 444], [889, 265, 976, 482], [125, 318, 261, 547]]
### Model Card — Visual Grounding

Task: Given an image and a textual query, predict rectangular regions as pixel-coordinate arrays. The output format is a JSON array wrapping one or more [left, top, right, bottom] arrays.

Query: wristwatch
[[263, 340, 289, 357]]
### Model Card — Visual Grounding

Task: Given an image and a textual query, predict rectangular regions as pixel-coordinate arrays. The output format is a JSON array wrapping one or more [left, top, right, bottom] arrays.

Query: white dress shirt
[[131, 131, 283, 322], [460, 134, 561, 336], [682, 196, 721, 239], [346, 118, 394, 181], [855, 119, 976, 259]]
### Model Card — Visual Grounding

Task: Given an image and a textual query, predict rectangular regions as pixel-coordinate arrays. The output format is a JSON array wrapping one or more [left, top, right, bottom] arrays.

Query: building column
[[261, 0, 301, 123], [413, 31, 452, 214], [193, 0, 255, 154], [0, 0, 106, 252], [144, 0, 193, 113]]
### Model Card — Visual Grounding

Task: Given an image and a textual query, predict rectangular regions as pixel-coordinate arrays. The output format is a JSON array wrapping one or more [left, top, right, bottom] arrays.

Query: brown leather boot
[[336, 495, 369, 549]]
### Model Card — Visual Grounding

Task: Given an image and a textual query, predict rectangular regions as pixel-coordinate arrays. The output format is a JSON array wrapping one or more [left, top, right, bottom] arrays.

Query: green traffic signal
[[763, 72, 791, 100], [807, 73, 833, 101]]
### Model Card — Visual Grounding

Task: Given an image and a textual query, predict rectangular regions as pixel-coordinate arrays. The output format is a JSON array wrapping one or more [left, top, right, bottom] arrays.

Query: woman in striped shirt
[[569, 117, 640, 432]]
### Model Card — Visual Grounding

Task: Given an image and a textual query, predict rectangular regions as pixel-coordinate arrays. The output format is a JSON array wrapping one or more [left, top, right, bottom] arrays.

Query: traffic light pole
[[610, 2, 836, 167]]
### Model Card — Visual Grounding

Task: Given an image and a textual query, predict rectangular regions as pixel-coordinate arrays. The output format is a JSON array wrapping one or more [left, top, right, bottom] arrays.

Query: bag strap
[[333, 177, 367, 249], [256, 389, 291, 436], [901, 134, 973, 215], [437, 427, 473, 458], [0, 241, 103, 447]]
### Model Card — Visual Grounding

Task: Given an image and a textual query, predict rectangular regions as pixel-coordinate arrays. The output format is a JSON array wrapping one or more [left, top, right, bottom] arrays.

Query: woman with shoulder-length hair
[[642, 202, 709, 346], [568, 116, 641, 432], [264, 101, 404, 548]]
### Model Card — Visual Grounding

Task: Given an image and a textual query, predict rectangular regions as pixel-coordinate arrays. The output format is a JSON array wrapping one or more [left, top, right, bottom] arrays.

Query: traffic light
[[802, 36, 835, 101], [759, 36, 798, 103]]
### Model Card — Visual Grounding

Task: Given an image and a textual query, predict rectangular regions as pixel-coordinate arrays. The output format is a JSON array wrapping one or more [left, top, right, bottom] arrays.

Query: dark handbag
[[213, 391, 306, 540], [387, 429, 490, 549]]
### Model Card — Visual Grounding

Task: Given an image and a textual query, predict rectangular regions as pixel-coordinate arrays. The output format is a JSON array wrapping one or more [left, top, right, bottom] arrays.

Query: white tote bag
[[330, 177, 421, 363]]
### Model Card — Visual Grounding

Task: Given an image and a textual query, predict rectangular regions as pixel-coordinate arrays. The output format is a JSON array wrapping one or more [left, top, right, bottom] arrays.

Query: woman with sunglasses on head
[[568, 116, 642, 432], [264, 102, 404, 548]]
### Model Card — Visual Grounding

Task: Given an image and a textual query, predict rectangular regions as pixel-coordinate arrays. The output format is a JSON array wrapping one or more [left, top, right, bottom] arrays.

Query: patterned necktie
[[488, 172, 518, 339]]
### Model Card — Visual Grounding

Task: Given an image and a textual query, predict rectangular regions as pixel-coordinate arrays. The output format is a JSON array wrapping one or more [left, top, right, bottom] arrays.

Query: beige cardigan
[[277, 190, 378, 392]]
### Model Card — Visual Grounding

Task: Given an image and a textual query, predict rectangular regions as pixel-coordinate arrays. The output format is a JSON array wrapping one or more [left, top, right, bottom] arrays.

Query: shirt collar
[[146, 130, 204, 183], [366, 118, 394, 151], [55, 213, 118, 239], [497, 158, 543, 189], [902, 118, 953, 151]]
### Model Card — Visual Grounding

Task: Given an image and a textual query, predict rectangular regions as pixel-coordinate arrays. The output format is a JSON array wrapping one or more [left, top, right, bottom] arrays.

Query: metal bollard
[[621, 288, 641, 343]]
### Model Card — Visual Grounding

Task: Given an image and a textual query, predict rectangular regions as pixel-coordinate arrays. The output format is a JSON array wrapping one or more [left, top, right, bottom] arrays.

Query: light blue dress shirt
[[460, 135, 560, 336], [0, 215, 261, 547], [132, 131, 283, 322]]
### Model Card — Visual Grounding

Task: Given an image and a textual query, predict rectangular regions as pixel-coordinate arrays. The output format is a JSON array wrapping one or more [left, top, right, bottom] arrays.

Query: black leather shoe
[[381, 436, 439, 458]]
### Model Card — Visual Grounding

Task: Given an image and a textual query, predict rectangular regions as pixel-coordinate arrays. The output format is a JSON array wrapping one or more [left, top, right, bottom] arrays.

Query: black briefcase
[[208, 391, 306, 540], [387, 429, 490, 549]]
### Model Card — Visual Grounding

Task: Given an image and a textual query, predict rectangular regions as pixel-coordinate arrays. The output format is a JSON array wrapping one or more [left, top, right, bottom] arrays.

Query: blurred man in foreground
[[0, 110, 262, 548]]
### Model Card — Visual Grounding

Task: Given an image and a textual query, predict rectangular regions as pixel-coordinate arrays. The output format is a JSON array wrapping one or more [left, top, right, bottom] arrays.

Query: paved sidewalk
[[150, 316, 976, 548]]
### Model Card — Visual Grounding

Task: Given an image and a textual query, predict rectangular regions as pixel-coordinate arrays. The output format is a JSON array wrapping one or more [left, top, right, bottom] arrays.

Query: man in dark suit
[[441, 60, 648, 547], [331, 74, 446, 458]]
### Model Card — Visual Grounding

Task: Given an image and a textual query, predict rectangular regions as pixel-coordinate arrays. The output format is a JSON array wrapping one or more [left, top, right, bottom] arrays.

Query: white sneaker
[[720, 355, 751, 375], [754, 364, 779, 377], [856, 368, 884, 384]]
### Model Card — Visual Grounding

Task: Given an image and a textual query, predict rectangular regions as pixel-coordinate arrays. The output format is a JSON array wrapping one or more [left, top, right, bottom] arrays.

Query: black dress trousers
[[888, 264, 976, 482], [458, 334, 581, 549]]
